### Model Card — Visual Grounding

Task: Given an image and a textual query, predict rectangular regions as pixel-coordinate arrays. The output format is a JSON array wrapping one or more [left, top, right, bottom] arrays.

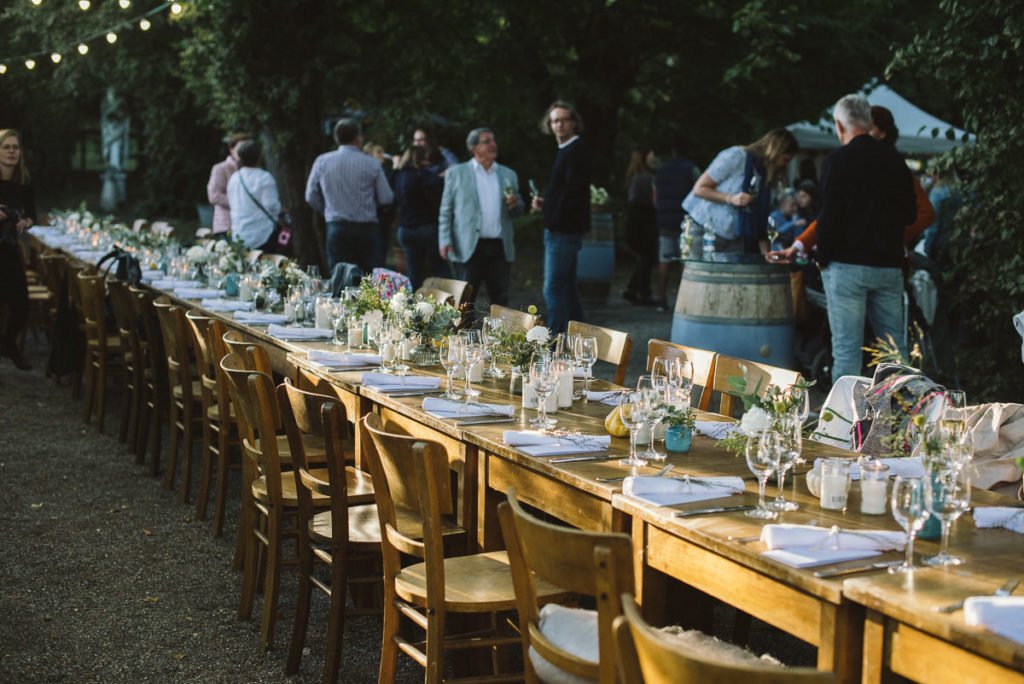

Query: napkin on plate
[[760, 524, 905, 551], [422, 397, 515, 419], [695, 420, 742, 440], [574, 368, 593, 379], [175, 287, 225, 299], [151, 279, 199, 289], [200, 298, 253, 312], [848, 456, 924, 481], [585, 390, 622, 406], [140, 269, 165, 279], [964, 597, 1024, 644], [503, 430, 610, 457], [266, 324, 332, 340], [762, 547, 882, 569], [973, 506, 1024, 534], [234, 311, 290, 325], [307, 350, 381, 368], [361, 372, 440, 392], [623, 475, 745, 507]]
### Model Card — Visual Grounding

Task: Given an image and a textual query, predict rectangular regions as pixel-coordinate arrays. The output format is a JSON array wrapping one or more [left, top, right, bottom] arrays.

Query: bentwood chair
[[415, 287, 456, 307], [498, 489, 633, 684], [646, 339, 717, 411], [490, 304, 537, 331], [130, 286, 167, 474], [360, 413, 566, 684], [709, 355, 802, 418], [108, 280, 145, 449], [66, 261, 92, 398], [568, 320, 633, 386], [205, 319, 240, 537], [420, 276, 474, 307], [613, 596, 833, 683], [77, 272, 124, 434]]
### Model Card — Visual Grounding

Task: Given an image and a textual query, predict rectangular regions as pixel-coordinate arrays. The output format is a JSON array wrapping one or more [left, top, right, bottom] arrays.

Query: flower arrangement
[[492, 309, 552, 368], [387, 290, 461, 341], [212, 237, 249, 274], [714, 364, 814, 455], [590, 184, 610, 206], [349, 272, 406, 319], [258, 258, 310, 299], [663, 404, 696, 430], [185, 244, 210, 266]]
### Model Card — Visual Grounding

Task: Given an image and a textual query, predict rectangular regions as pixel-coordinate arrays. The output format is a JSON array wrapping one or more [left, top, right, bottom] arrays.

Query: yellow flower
[[527, 304, 538, 315]]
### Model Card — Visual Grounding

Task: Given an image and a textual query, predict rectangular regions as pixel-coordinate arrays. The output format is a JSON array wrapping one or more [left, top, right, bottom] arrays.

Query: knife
[[674, 505, 756, 517], [451, 416, 517, 425], [813, 560, 904, 578], [548, 454, 615, 464], [376, 390, 441, 397]]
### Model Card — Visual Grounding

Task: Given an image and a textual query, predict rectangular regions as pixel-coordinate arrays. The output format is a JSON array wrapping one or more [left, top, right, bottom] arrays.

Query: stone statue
[[100, 87, 129, 211]]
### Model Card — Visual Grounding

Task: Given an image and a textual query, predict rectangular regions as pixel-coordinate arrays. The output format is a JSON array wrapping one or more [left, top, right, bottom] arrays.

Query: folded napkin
[[762, 547, 882, 569], [361, 372, 441, 392], [71, 250, 105, 262], [973, 507, 1024, 534], [307, 350, 381, 368], [503, 430, 610, 457], [849, 456, 924, 481], [695, 420, 742, 440], [234, 311, 290, 325], [150, 278, 200, 289], [623, 475, 745, 507], [423, 397, 516, 419], [200, 298, 253, 312], [964, 597, 1024, 644], [574, 367, 592, 379], [266, 324, 332, 340], [586, 390, 622, 406], [140, 269, 165, 279], [175, 287, 225, 299], [760, 524, 905, 551]]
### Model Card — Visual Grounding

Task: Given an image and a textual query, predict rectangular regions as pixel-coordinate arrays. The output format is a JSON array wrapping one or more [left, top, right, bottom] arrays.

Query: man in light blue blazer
[[438, 128, 524, 310]]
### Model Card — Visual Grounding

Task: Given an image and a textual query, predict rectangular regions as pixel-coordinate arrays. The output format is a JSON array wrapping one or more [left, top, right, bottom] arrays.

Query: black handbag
[[97, 245, 143, 286]]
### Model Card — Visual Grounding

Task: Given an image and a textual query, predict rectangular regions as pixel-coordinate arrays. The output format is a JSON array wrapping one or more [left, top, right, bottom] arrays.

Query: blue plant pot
[[919, 472, 943, 540], [225, 273, 240, 298], [666, 425, 693, 453]]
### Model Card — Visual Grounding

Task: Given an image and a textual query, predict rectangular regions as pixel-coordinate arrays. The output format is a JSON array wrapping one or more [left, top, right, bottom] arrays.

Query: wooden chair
[[150, 221, 174, 238], [415, 287, 456, 307], [613, 595, 833, 684], [421, 276, 474, 307], [280, 380, 381, 683], [66, 261, 92, 398], [490, 303, 537, 331], [131, 218, 148, 233], [77, 272, 124, 433], [646, 340, 717, 411], [259, 253, 288, 268], [130, 286, 167, 474], [360, 412, 567, 683], [205, 319, 240, 537], [108, 280, 145, 449], [567, 320, 633, 386], [498, 489, 633, 684], [153, 296, 203, 501], [709, 355, 802, 418]]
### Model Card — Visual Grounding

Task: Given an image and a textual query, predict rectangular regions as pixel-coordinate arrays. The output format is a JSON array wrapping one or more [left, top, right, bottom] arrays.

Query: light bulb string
[[1, 1, 173, 64]]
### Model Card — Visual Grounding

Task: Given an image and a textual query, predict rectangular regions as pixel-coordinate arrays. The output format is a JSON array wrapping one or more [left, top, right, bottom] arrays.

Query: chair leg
[[238, 505, 259, 621], [95, 358, 107, 434], [196, 419, 216, 520], [378, 586, 400, 684], [178, 411, 195, 504], [285, 536, 315, 676], [212, 428, 232, 537], [321, 547, 349, 684], [425, 605, 445, 684], [82, 357, 96, 424], [134, 392, 150, 464], [164, 402, 180, 491], [233, 462, 252, 570], [148, 398, 163, 477], [259, 513, 282, 651]]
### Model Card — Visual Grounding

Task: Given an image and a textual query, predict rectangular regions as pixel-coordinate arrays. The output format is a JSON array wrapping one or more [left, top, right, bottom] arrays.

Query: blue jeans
[[326, 220, 380, 274], [543, 230, 584, 334], [396, 223, 447, 290], [821, 262, 905, 384]]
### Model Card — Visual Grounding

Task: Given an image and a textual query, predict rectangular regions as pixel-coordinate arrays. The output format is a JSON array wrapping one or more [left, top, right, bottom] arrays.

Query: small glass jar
[[859, 461, 890, 515], [819, 458, 851, 511]]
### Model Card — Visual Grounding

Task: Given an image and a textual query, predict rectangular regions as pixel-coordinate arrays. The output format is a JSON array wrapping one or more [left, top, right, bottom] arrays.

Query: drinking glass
[[438, 336, 463, 400], [770, 413, 800, 511], [378, 324, 399, 374], [575, 336, 598, 398], [637, 375, 668, 461], [617, 391, 649, 468], [459, 330, 483, 398], [942, 389, 968, 444], [889, 476, 931, 574], [529, 358, 558, 429], [923, 464, 971, 567], [306, 264, 320, 279], [745, 430, 780, 519], [480, 316, 506, 378], [767, 214, 779, 248]]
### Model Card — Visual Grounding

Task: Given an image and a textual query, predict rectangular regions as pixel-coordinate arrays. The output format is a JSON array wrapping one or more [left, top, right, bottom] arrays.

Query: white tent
[[787, 83, 973, 156]]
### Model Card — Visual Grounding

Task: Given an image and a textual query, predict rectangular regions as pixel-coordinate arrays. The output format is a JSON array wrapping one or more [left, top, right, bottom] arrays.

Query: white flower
[[390, 291, 408, 310], [739, 406, 773, 436], [362, 309, 384, 325], [214, 239, 230, 253], [414, 301, 435, 319], [526, 325, 550, 345], [185, 245, 209, 264]]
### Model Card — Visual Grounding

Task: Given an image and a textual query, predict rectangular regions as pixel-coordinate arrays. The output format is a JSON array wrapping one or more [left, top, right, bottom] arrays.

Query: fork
[[934, 578, 1019, 613], [595, 464, 673, 484]]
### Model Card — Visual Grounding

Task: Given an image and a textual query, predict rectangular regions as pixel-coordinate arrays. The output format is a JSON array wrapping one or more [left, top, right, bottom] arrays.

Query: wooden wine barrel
[[670, 258, 795, 368], [576, 211, 615, 301]]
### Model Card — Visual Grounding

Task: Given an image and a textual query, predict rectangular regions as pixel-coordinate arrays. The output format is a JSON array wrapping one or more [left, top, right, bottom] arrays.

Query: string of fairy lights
[[0, 1, 185, 75]]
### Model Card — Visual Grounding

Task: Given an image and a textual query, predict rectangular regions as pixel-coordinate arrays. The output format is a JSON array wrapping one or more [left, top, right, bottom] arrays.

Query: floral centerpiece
[[349, 271, 405, 319], [491, 309, 552, 393], [715, 365, 814, 456], [211, 237, 249, 275], [387, 289, 461, 342]]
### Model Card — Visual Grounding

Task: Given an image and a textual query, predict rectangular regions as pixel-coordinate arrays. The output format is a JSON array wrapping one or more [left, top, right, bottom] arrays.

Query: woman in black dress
[[0, 129, 36, 370]]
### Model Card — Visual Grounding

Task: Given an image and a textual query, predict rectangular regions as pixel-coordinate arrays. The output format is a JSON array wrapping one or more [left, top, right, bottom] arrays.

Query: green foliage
[[889, 0, 1024, 401]]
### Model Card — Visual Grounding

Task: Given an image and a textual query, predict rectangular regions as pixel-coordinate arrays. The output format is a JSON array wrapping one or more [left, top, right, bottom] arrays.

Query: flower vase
[[410, 341, 436, 367], [225, 273, 240, 297], [509, 366, 524, 396], [665, 426, 693, 453], [918, 470, 944, 540], [191, 263, 208, 286]]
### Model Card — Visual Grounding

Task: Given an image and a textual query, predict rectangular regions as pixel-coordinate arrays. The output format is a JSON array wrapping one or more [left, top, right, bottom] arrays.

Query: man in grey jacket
[[438, 128, 523, 309]]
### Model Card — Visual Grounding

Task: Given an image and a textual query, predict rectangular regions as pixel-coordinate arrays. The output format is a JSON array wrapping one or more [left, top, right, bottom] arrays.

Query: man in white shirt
[[226, 140, 281, 250], [438, 128, 523, 308]]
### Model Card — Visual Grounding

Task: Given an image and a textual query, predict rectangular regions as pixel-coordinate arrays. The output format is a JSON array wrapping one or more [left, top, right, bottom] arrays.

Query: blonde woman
[[0, 129, 35, 370]]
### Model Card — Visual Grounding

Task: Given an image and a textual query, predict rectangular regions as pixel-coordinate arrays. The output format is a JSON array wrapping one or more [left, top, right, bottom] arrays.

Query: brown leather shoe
[[3, 346, 31, 371]]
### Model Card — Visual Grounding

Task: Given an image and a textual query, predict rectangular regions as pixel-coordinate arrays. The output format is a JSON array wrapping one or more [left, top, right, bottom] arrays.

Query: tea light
[[557, 366, 573, 408], [820, 458, 851, 511], [859, 461, 890, 515]]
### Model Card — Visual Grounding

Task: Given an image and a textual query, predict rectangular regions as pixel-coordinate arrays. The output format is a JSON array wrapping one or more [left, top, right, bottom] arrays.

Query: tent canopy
[[787, 83, 973, 156]]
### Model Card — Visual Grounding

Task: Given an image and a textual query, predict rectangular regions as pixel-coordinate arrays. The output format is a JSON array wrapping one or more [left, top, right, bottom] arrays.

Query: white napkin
[[140, 269, 165, 279], [307, 350, 381, 368], [623, 475, 745, 506], [175, 287, 225, 299], [848, 456, 924, 481], [151, 279, 200, 289], [71, 250, 105, 262], [423, 397, 515, 419], [361, 372, 440, 392], [964, 597, 1024, 644], [585, 390, 621, 406], [574, 367, 592, 379], [763, 547, 882, 569], [695, 420, 741, 440], [266, 324, 332, 340], [200, 298, 253, 312], [760, 524, 905, 552], [503, 430, 610, 457], [234, 311, 290, 325], [973, 507, 1024, 534]]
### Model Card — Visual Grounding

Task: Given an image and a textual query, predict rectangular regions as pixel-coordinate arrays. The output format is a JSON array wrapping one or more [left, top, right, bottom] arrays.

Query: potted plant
[[663, 404, 696, 453]]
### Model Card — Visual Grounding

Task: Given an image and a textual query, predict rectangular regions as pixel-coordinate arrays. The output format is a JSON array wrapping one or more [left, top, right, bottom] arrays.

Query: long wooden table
[[32, 232, 1024, 682]]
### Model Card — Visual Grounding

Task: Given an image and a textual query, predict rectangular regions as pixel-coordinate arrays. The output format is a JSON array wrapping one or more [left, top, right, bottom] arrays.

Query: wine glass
[[942, 389, 967, 444], [529, 358, 558, 429], [459, 330, 483, 398], [617, 391, 649, 468], [480, 316, 506, 378], [769, 413, 801, 512], [745, 430, 780, 519], [575, 336, 598, 398], [378, 324, 399, 374], [923, 464, 971, 567], [889, 476, 931, 574], [636, 375, 668, 462], [767, 214, 779, 248], [438, 336, 463, 400], [744, 174, 759, 213]]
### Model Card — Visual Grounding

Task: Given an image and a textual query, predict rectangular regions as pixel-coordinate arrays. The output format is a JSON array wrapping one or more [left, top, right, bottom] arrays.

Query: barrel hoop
[[681, 273, 790, 286], [677, 313, 795, 326]]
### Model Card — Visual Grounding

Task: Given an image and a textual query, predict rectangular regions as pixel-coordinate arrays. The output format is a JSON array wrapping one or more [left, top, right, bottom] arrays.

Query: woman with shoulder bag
[[226, 139, 287, 252], [0, 129, 36, 371]]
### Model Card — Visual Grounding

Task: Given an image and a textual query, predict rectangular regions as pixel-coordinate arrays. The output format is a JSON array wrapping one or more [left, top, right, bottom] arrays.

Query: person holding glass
[[0, 129, 36, 371]]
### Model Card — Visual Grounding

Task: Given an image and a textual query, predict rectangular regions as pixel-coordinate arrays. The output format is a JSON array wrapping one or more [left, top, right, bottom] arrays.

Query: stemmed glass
[[459, 330, 484, 399], [742, 173, 759, 213], [942, 389, 967, 444], [767, 214, 779, 248], [575, 336, 598, 398], [618, 391, 649, 468], [480, 316, 506, 379], [378, 324, 399, 374], [637, 375, 669, 461], [438, 336, 463, 400], [889, 476, 931, 574], [745, 430, 780, 519], [529, 358, 559, 429], [923, 463, 971, 567], [770, 413, 801, 511]]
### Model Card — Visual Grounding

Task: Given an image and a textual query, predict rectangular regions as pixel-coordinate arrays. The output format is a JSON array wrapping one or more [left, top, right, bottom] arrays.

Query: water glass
[[769, 414, 801, 512], [889, 476, 931, 574], [459, 330, 483, 398], [636, 375, 668, 461], [438, 336, 463, 400], [575, 336, 598, 398], [480, 316, 506, 378], [923, 464, 971, 567], [745, 431, 779, 519], [529, 358, 559, 429], [617, 391, 649, 468]]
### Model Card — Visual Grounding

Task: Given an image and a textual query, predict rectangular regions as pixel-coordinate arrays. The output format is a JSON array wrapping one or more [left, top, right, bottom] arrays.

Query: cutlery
[[375, 390, 440, 397], [596, 464, 673, 484], [326, 365, 381, 372], [728, 534, 763, 544], [548, 454, 615, 464], [451, 417, 517, 425], [814, 560, 905, 579], [675, 505, 756, 518], [934, 578, 1019, 613]]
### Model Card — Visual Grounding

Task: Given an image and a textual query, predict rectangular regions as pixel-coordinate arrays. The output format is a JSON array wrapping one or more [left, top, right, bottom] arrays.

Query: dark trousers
[[452, 239, 510, 316], [0, 244, 29, 351], [326, 220, 381, 274], [397, 223, 448, 290]]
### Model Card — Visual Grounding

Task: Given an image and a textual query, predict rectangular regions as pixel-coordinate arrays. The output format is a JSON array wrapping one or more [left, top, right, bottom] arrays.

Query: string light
[[30, 0, 43, 6], [170, 3, 183, 15], [119, 0, 132, 8], [50, 52, 61, 64], [106, 32, 118, 44], [25, 59, 36, 70], [78, 0, 91, 10], [139, 18, 151, 30], [78, 44, 89, 55], [0, 65, 7, 75]]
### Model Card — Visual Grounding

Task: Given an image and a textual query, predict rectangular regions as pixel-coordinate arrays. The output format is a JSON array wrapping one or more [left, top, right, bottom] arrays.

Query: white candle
[[635, 423, 650, 446], [283, 301, 295, 320], [820, 474, 849, 510], [315, 302, 332, 330], [557, 368, 573, 408], [469, 360, 483, 382], [347, 326, 363, 349], [238, 281, 252, 303], [380, 341, 396, 364], [860, 479, 888, 515], [522, 380, 558, 412]]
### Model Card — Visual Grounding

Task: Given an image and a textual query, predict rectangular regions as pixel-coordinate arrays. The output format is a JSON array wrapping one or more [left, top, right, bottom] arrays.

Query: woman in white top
[[226, 139, 281, 250]]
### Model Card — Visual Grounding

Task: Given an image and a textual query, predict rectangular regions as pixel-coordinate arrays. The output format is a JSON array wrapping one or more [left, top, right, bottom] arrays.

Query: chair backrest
[[185, 309, 219, 407], [150, 221, 174, 237], [76, 273, 110, 348], [414, 287, 455, 307], [206, 319, 234, 418], [421, 276, 474, 307], [132, 218, 148, 233], [490, 304, 537, 331], [613, 595, 833, 684], [568, 320, 633, 386], [646, 340, 716, 411], [259, 253, 288, 268], [153, 296, 195, 402], [710, 355, 802, 418], [129, 286, 166, 392], [498, 490, 634, 684], [220, 353, 283, 506], [108, 281, 141, 370], [223, 330, 274, 376]]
